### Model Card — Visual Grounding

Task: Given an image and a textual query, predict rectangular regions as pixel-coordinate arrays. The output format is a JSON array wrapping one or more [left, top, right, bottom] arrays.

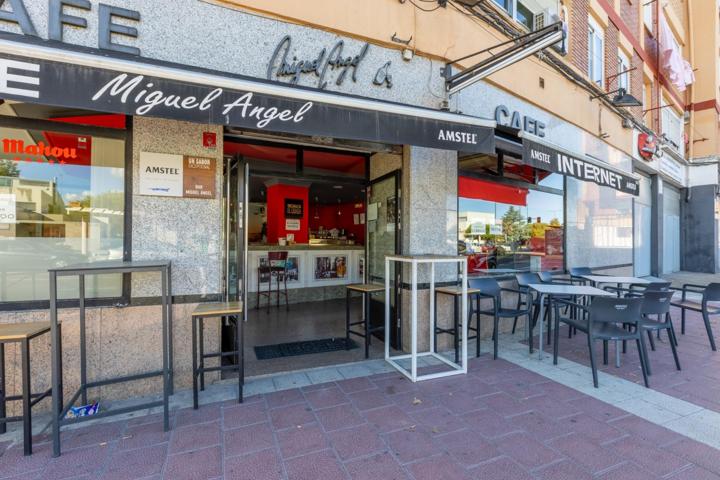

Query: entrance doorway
[[221, 138, 401, 377]]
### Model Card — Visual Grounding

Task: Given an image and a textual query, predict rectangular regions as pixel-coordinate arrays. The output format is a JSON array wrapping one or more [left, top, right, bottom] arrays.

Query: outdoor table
[[581, 275, 651, 367], [527, 283, 614, 360], [48, 260, 172, 457]]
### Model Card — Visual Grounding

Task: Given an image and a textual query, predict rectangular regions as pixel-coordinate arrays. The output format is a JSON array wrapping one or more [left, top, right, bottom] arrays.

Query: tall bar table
[[48, 260, 172, 457]]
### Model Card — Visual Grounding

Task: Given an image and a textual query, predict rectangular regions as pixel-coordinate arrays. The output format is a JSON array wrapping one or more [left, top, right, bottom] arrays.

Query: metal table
[[581, 275, 650, 367], [527, 283, 614, 359], [48, 260, 172, 457]]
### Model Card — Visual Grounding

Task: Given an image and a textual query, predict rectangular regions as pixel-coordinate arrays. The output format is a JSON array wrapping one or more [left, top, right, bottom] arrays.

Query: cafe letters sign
[[139, 152, 216, 199], [522, 139, 639, 195], [0, 52, 494, 153]]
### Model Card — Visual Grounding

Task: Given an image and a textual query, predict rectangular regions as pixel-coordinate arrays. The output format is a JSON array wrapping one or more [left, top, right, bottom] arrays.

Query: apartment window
[[661, 99, 684, 154], [617, 50, 630, 92], [492, 0, 547, 31], [643, 3, 653, 32], [588, 17, 605, 86]]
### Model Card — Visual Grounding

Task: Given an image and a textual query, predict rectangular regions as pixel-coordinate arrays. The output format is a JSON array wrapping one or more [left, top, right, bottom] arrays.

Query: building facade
[[0, 0, 716, 404]]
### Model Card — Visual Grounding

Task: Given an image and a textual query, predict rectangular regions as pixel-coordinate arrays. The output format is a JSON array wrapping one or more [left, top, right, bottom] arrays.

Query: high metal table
[[48, 260, 172, 457], [527, 283, 614, 360], [581, 275, 650, 367]]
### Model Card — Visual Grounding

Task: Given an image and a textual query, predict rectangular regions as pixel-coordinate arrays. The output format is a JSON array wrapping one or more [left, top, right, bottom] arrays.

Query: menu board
[[183, 156, 216, 199]]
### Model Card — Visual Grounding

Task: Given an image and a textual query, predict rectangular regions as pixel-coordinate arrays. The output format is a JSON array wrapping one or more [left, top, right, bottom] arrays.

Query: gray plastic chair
[[671, 282, 720, 351], [638, 290, 681, 374], [553, 296, 649, 388]]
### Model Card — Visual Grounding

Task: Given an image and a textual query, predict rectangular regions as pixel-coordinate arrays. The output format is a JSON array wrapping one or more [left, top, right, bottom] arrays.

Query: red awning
[[459, 176, 528, 206]]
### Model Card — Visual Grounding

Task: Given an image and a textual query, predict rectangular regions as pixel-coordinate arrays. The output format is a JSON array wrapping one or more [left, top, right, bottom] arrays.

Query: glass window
[[617, 50, 630, 92], [588, 18, 605, 86], [459, 179, 564, 274], [661, 99, 684, 154], [644, 3, 653, 32], [516, 2, 534, 30], [0, 127, 125, 302]]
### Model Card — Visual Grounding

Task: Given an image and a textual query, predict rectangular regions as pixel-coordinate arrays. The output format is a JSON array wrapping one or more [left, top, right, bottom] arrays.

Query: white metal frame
[[384, 255, 468, 382]]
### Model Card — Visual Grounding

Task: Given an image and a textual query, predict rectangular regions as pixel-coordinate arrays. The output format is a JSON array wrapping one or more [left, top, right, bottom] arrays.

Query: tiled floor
[[545, 305, 720, 412], [2, 355, 719, 480]]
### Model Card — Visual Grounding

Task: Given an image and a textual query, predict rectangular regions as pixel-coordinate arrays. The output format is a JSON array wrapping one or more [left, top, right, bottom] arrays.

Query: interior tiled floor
[[2, 355, 718, 480], [244, 298, 391, 377]]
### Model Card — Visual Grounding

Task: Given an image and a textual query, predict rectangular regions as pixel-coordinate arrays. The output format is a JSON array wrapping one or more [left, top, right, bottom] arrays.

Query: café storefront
[[0, 0, 639, 409]]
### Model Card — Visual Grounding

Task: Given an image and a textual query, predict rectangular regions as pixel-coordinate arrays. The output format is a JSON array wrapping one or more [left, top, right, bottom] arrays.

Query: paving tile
[[666, 466, 720, 480], [101, 443, 167, 480], [272, 373, 312, 390], [276, 423, 329, 459], [344, 452, 410, 480], [467, 456, 534, 480], [408, 406, 465, 435], [307, 368, 345, 384], [493, 432, 563, 469], [223, 402, 268, 429], [532, 459, 594, 480], [460, 408, 520, 439], [174, 406, 221, 428], [407, 453, 470, 480], [119, 422, 170, 451], [508, 411, 568, 440], [224, 423, 274, 458], [432, 391, 482, 414], [0, 442, 52, 479], [565, 396, 629, 422], [347, 388, 390, 411], [547, 433, 625, 474], [606, 436, 691, 477], [327, 424, 386, 461], [363, 405, 415, 433], [264, 389, 305, 409], [383, 427, 437, 464], [62, 421, 125, 450], [596, 462, 659, 480], [476, 392, 533, 418], [316, 403, 366, 432], [283, 449, 346, 480], [40, 443, 112, 479], [269, 404, 315, 430], [305, 386, 349, 409], [169, 421, 220, 454], [224, 448, 284, 480], [372, 376, 418, 396], [336, 376, 375, 394], [609, 415, 685, 447], [665, 437, 720, 474], [436, 428, 499, 467], [560, 414, 627, 445], [388, 391, 439, 412], [163, 445, 221, 480]]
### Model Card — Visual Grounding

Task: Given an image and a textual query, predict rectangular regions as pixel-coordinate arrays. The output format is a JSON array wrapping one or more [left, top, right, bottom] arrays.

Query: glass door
[[222, 155, 248, 359], [367, 170, 401, 349]]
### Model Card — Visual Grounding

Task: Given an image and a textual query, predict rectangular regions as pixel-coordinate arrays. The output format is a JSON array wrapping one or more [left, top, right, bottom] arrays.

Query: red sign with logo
[[2, 134, 92, 165], [202, 132, 217, 150], [638, 133, 657, 161]]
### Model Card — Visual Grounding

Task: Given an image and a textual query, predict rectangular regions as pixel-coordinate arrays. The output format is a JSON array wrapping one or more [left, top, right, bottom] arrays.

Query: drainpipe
[[655, 0, 661, 134], [687, 0, 695, 161]]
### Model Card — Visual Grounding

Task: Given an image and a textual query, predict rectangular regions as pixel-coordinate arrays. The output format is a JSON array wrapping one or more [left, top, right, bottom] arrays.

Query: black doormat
[[254, 338, 359, 360]]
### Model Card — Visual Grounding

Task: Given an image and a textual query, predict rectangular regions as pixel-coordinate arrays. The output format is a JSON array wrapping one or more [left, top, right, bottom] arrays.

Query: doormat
[[254, 338, 359, 360]]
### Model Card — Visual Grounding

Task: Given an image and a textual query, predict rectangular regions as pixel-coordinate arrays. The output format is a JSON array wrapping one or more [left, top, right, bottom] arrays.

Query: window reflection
[[0, 127, 125, 302]]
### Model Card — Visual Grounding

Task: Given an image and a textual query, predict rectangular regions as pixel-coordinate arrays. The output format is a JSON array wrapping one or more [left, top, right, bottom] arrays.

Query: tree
[[0, 159, 19, 177], [501, 206, 530, 246]]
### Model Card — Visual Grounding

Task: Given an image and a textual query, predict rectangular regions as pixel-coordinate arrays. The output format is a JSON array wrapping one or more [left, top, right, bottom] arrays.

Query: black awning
[[522, 137, 639, 195], [0, 42, 496, 154]]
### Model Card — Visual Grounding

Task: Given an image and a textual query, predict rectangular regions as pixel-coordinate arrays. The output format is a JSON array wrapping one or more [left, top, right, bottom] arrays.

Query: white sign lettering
[[0, 58, 39, 98], [437, 129, 478, 145]]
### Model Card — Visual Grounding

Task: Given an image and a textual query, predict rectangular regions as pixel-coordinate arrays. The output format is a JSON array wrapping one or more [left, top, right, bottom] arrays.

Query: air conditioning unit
[[535, 8, 568, 56]]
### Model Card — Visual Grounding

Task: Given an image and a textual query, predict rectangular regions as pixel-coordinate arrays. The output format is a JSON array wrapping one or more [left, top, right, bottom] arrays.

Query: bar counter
[[249, 243, 365, 251]]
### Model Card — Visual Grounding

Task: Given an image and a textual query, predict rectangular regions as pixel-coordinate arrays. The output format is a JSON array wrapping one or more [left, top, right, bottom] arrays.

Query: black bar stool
[[0, 321, 58, 456], [345, 284, 384, 358], [191, 302, 243, 409], [434, 285, 481, 362]]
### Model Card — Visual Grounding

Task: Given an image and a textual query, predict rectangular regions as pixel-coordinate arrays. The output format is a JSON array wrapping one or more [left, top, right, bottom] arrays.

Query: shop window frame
[[0, 114, 133, 311], [458, 148, 567, 277]]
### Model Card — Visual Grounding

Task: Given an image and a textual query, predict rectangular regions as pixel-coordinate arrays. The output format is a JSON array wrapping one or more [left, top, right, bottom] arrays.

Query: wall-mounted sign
[[266, 35, 392, 90], [202, 131, 217, 149], [183, 156, 216, 198], [495, 105, 546, 137], [523, 139, 639, 195], [2, 135, 91, 165], [139, 152, 216, 198], [285, 219, 301, 231], [284, 198, 304, 218], [659, 156, 685, 185], [0, 54, 494, 153], [0, 193, 17, 224], [637, 132, 658, 161]]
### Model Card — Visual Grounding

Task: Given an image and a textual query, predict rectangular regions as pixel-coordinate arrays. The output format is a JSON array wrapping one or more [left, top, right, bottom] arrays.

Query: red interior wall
[[266, 184, 309, 243], [309, 202, 366, 245]]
